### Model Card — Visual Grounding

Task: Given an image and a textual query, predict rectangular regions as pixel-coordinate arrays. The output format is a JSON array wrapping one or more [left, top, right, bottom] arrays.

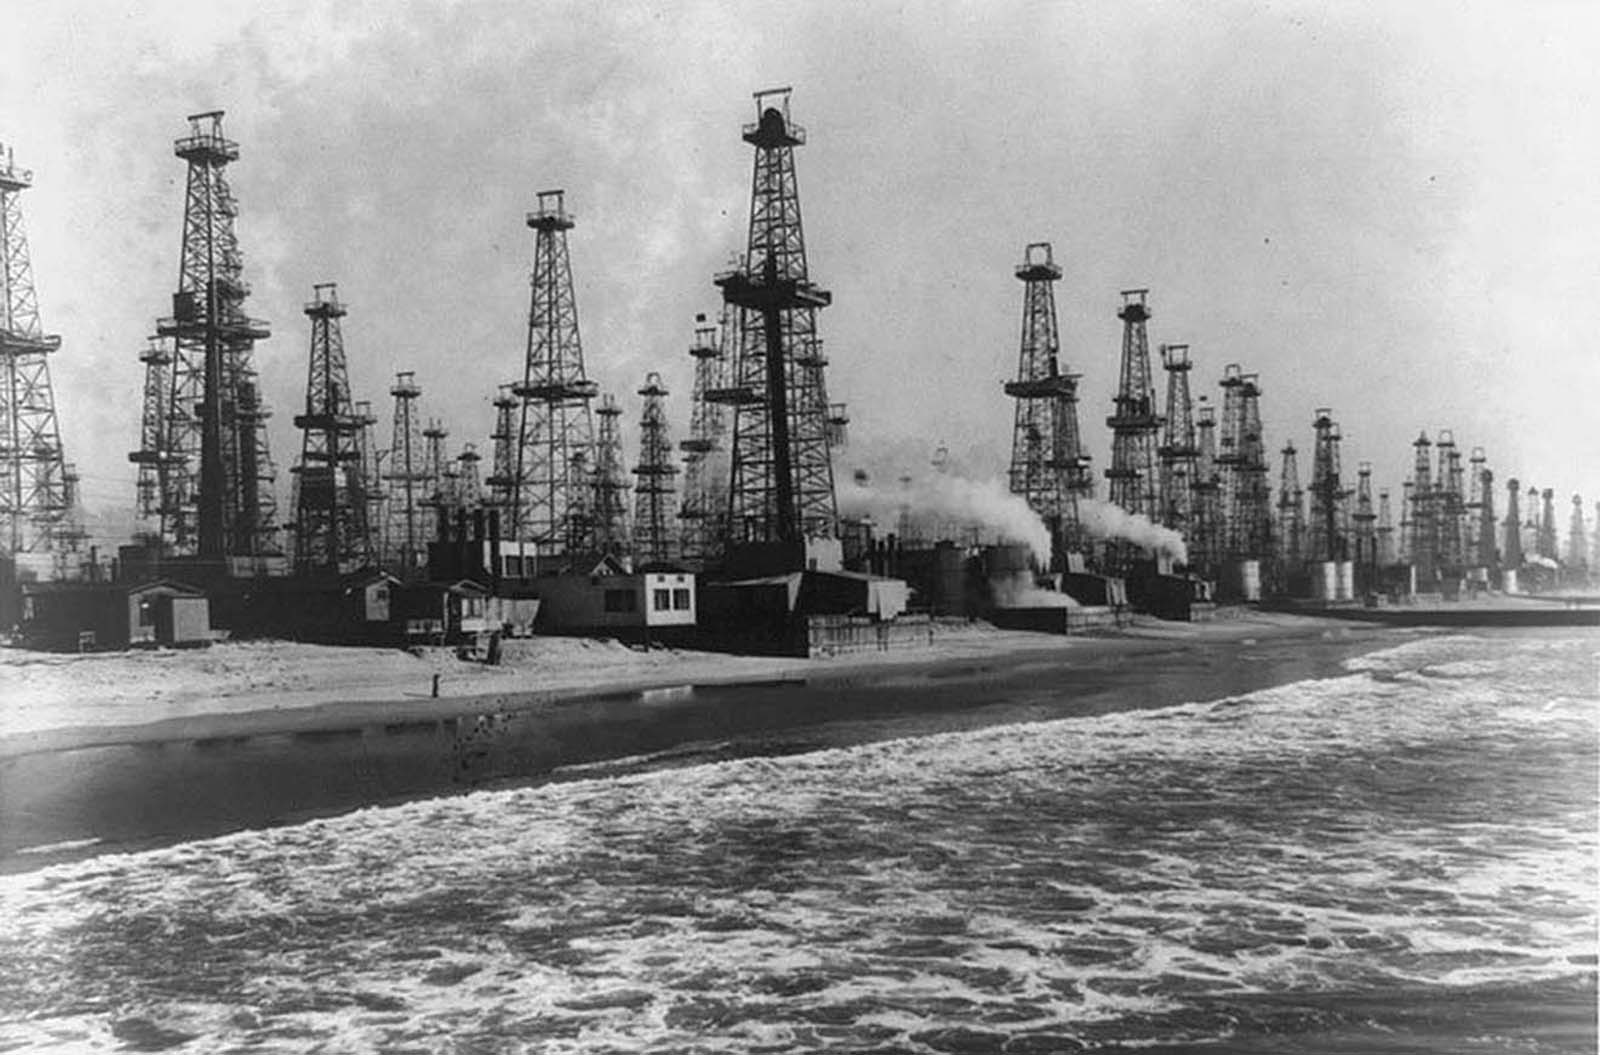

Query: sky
[[3, 0, 1597, 547]]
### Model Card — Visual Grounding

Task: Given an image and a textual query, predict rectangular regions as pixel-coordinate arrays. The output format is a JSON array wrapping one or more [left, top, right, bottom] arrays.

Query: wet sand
[[0, 618, 1394, 872]]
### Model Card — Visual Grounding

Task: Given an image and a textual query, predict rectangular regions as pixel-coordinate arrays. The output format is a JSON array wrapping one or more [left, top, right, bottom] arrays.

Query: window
[[137, 599, 155, 627], [672, 588, 691, 611], [653, 589, 671, 612], [604, 589, 637, 613]]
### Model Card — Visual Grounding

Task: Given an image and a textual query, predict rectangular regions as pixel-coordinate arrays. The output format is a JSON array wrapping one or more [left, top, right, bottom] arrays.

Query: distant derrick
[[678, 318, 729, 567], [591, 393, 629, 558], [1189, 400, 1225, 575], [289, 284, 373, 575], [421, 418, 450, 533], [1157, 344, 1197, 543], [1352, 461, 1377, 570], [632, 373, 678, 566], [484, 383, 519, 514], [1501, 478, 1522, 570], [147, 111, 280, 563], [717, 88, 838, 547], [1433, 431, 1465, 575], [1004, 242, 1085, 562], [1276, 442, 1304, 571], [1376, 487, 1395, 566], [1464, 446, 1487, 565], [511, 189, 599, 555], [1218, 365, 1270, 560], [130, 339, 175, 542], [1564, 495, 1587, 577], [1537, 488, 1558, 561], [1306, 408, 1348, 562], [1473, 460, 1496, 571], [382, 371, 428, 578], [1104, 290, 1162, 571], [1406, 432, 1435, 583], [453, 443, 483, 510], [1, 141, 76, 559]]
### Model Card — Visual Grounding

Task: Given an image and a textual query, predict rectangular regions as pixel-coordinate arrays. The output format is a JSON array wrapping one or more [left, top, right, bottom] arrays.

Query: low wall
[[805, 613, 934, 657]]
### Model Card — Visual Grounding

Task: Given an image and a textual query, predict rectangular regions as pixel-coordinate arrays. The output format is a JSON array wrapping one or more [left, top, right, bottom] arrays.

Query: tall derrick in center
[[1157, 344, 1197, 539], [142, 111, 280, 564], [511, 189, 599, 558], [716, 88, 838, 548], [289, 284, 373, 574], [1005, 242, 1085, 563], [1104, 289, 1162, 571], [632, 373, 678, 566]]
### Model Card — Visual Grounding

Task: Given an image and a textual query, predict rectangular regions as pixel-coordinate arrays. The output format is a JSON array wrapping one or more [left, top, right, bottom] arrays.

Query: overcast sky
[[4, 0, 1597, 543]]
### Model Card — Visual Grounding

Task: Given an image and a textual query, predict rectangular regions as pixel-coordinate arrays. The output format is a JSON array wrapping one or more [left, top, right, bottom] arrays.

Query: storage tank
[[1310, 561, 1337, 601], [1335, 561, 1355, 601]]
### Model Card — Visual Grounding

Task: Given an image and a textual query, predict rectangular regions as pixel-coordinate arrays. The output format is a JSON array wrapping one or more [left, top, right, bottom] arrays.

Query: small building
[[394, 579, 491, 646], [531, 555, 697, 641], [207, 570, 400, 644], [18, 579, 210, 651]]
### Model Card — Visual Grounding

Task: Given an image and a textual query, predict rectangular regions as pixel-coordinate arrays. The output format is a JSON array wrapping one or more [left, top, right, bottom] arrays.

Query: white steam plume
[[990, 571, 1079, 608], [837, 473, 1052, 568], [1076, 498, 1189, 565]]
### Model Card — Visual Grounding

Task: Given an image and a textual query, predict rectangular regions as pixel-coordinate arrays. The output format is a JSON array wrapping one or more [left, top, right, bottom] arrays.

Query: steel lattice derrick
[[591, 393, 628, 558], [0, 142, 74, 557], [1352, 461, 1377, 569], [1216, 368, 1271, 561], [1276, 442, 1305, 570], [1376, 487, 1395, 565], [1538, 488, 1558, 561], [1432, 430, 1466, 574], [1500, 479, 1522, 569], [1406, 432, 1436, 582], [1564, 494, 1586, 573], [510, 190, 599, 554], [632, 373, 678, 567], [1004, 242, 1082, 563], [1104, 289, 1162, 525], [1189, 400, 1225, 575], [454, 444, 482, 510], [129, 339, 178, 538], [679, 319, 729, 567], [150, 111, 278, 562], [422, 418, 450, 542], [1591, 501, 1599, 577], [1157, 343, 1197, 539], [290, 284, 372, 574], [1472, 460, 1496, 570], [1464, 446, 1486, 561], [717, 88, 838, 547], [1307, 408, 1349, 562], [485, 384, 518, 513], [382, 371, 428, 578]]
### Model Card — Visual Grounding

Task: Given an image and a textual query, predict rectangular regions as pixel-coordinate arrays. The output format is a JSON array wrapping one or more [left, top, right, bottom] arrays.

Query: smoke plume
[[990, 571, 1079, 608], [837, 472, 1052, 567], [1076, 498, 1189, 565]]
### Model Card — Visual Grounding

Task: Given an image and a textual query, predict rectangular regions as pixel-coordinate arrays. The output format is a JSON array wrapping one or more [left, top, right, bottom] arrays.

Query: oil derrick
[[591, 393, 628, 558], [717, 88, 838, 548], [1189, 399, 1224, 575], [632, 373, 678, 566], [1352, 462, 1377, 571], [151, 111, 279, 563], [1, 141, 75, 558], [1004, 242, 1081, 563], [454, 444, 483, 509], [1473, 462, 1496, 571], [422, 419, 450, 529], [1218, 365, 1269, 559], [679, 319, 728, 567], [1104, 290, 1162, 554], [1537, 489, 1558, 561], [1307, 409, 1348, 562], [130, 339, 176, 543], [1157, 344, 1197, 541], [1502, 479, 1523, 570], [1276, 442, 1305, 571], [1524, 484, 1540, 559], [1591, 501, 1600, 577], [382, 372, 427, 577], [1564, 495, 1587, 577], [1407, 432, 1435, 583], [1433, 431, 1465, 575], [1377, 488, 1395, 565], [1464, 447, 1487, 563], [510, 189, 599, 554], [289, 284, 371, 575], [485, 384, 518, 513], [352, 399, 384, 556]]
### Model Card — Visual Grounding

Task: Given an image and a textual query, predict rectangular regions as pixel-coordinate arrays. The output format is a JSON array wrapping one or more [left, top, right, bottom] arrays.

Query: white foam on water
[[0, 632, 1594, 1053]]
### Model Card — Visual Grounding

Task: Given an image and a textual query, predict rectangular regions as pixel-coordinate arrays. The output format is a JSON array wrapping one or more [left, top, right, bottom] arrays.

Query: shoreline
[[0, 611, 1391, 761], [0, 614, 1410, 871]]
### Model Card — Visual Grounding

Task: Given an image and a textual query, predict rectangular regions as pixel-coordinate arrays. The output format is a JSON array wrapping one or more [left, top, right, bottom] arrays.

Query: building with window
[[17, 579, 211, 651], [527, 554, 697, 641]]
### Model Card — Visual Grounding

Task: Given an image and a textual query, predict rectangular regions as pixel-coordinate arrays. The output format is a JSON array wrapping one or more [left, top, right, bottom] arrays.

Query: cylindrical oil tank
[[1310, 561, 1336, 601], [1335, 560, 1355, 601], [984, 542, 1033, 579], [1226, 559, 1262, 601]]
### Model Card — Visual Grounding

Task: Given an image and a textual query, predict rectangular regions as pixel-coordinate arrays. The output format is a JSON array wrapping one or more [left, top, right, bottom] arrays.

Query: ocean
[[0, 629, 1594, 1053]]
